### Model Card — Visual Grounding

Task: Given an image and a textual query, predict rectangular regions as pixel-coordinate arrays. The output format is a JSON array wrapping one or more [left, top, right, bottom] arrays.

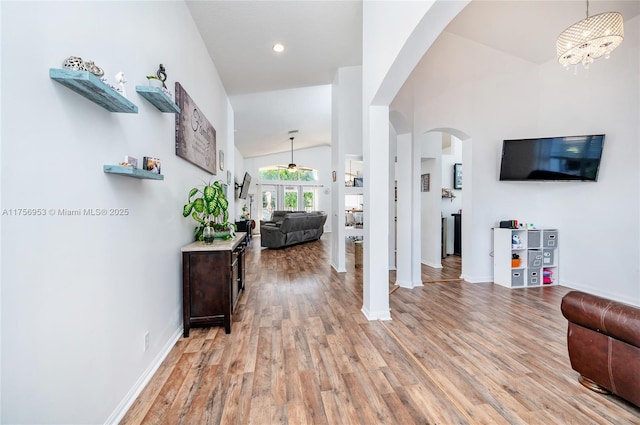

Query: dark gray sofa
[[260, 211, 327, 248]]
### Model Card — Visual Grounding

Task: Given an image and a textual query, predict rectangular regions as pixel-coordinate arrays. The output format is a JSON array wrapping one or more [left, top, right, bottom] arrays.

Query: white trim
[[105, 327, 182, 425], [421, 259, 442, 269], [361, 306, 392, 321], [395, 280, 423, 289], [331, 262, 346, 273], [463, 275, 494, 284]]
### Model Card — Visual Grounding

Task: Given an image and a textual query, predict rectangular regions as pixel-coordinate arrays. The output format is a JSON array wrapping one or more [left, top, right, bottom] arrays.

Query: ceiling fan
[[276, 136, 313, 171], [288, 136, 297, 170]]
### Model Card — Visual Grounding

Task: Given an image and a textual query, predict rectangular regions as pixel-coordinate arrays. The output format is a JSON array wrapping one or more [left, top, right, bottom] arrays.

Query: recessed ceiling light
[[273, 43, 285, 53]]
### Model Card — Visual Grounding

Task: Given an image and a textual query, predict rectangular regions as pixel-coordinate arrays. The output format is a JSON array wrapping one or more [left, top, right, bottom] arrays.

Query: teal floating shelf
[[103, 165, 164, 180], [135, 86, 180, 113], [49, 68, 138, 113]]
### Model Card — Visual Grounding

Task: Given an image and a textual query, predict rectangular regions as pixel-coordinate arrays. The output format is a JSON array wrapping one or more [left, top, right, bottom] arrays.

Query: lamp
[[288, 137, 297, 171], [556, 0, 624, 69]]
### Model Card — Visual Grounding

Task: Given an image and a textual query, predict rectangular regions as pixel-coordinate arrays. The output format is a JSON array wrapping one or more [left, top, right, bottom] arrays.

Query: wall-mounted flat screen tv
[[499, 134, 604, 181], [238, 172, 251, 199]]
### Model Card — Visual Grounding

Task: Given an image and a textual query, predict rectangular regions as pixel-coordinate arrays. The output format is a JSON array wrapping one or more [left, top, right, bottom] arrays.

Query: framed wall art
[[174, 82, 216, 174], [454, 163, 462, 189], [421, 173, 430, 192]]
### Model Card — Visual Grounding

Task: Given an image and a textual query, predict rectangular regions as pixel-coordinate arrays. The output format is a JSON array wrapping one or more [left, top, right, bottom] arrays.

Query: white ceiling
[[186, 0, 639, 159]]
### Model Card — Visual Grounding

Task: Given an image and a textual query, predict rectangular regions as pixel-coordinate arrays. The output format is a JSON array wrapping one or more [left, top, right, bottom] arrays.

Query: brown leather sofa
[[560, 290, 640, 407]]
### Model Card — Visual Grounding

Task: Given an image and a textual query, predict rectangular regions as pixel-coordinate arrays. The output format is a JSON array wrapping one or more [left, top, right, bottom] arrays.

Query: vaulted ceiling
[[186, 1, 639, 159]]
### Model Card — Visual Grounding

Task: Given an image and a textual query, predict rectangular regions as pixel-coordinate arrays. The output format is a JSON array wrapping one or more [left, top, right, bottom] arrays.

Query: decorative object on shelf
[[219, 150, 225, 171], [143, 156, 161, 174], [454, 163, 462, 189], [49, 68, 138, 113], [146, 75, 163, 88], [114, 71, 127, 97], [512, 253, 521, 268], [62, 56, 87, 71], [175, 82, 216, 174], [332, 170, 336, 182], [123, 155, 138, 168], [62, 56, 104, 76], [556, 0, 624, 70], [147, 63, 167, 88], [182, 179, 235, 241], [146, 67, 172, 100], [157, 64, 167, 83], [442, 188, 456, 201], [227, 170, 231, 185], [83, 60, 104, 77], [512, 234, 523, 249], [421, 173, 430, 192]]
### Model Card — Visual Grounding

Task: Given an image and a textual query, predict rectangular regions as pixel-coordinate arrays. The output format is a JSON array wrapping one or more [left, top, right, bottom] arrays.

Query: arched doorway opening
[[421, 128, 471, 280]]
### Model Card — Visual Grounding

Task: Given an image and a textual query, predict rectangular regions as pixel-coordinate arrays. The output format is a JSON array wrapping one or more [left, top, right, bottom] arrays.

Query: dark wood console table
[[181, 233, 246, 336]]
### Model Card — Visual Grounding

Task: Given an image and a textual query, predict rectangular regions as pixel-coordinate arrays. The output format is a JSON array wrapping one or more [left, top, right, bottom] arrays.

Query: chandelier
[[556, 0, 624, 69]]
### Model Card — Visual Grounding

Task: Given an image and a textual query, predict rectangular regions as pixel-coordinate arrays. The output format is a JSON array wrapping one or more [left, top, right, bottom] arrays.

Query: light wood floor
[[121, 236, 640, 424]]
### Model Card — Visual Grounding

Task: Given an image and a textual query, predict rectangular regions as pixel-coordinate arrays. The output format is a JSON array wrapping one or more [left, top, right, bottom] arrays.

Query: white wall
[[398, 18, 640, 304], [1, 2, 234, 423]]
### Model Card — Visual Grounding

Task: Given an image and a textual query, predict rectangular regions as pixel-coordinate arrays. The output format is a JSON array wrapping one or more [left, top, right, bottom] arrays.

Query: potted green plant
[[182, 180, 235, 242]]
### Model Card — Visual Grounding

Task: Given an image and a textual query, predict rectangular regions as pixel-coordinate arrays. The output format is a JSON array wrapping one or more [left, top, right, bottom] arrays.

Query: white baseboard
[[105, 326, 182, 425]]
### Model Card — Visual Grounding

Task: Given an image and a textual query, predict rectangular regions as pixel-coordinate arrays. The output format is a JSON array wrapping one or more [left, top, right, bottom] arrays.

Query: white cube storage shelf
[[494, 228, 558, 288]]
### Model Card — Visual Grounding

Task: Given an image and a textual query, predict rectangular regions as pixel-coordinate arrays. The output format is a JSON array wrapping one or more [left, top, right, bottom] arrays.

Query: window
[[258, 166, 319, 182]]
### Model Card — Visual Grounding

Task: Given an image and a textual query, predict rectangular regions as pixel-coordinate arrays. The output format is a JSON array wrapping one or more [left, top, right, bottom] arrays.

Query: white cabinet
[[493, 228, 558, 288]]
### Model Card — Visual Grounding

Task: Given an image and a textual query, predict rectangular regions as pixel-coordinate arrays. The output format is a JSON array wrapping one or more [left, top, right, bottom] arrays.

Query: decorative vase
[[202, 225, 214, 245]]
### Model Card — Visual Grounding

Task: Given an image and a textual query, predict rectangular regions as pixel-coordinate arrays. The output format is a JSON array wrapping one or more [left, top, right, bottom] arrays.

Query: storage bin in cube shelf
[[511, 270, 524, 286], [527, 230, 541, 248], [528, 268, 541, 285], [543, 248, 555, 265], [543, 231, 558, 247], [528, 250, 543, 268]]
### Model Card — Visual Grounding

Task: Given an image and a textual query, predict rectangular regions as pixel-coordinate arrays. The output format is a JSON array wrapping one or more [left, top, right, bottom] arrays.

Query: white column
[[411, 131, 423, 284], [396, 132, 423, 288], [362, 105, 391, 320], [395, 133, 412, 287]]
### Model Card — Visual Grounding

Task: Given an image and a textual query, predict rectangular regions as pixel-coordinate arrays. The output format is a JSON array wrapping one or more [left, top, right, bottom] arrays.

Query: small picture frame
[[454, 163, 462, 189], [143, 157, 161, 174], [421, 173, 430, 192], [354, 177, 363, 187]]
